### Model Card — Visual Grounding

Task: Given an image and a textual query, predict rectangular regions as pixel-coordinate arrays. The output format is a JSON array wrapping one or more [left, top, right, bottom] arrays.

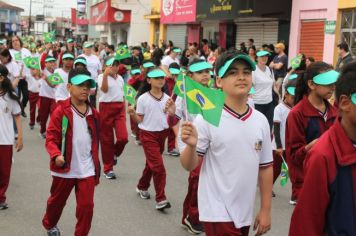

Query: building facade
[[0, 1, 23, 36]]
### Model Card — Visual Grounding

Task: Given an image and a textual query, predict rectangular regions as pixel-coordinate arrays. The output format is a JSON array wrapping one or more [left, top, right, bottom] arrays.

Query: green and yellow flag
[[48, 72, 64, 85], [61, 116, 69, 156], [291, 54, 303, 69], [124, 83, 137, 105], [23, 56, 40, 70], [115, 45, 131, 60], [44, 31, 55, 43], [14, 52, 22, 61], [280, 157, 289, 187], [173, 73, 185, 97], [185, 77, 226, 127]]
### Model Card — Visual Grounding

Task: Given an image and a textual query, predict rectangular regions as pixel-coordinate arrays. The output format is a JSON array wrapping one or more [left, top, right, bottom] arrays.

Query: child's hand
[[305, 139, 318, 151], [15, 137, 23, 152], [164, 98, 176, 115], [253, 209, 271, 235], [55, 155, 65, 167], [127, 105, 136, 116], [275, 149, 283, 157], [103, 66, 112, 77], [181, 122, 198, 147]]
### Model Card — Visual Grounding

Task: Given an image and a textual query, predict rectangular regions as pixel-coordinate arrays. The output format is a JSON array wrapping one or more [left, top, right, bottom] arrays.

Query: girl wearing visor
[[286, 62, 339, 205]]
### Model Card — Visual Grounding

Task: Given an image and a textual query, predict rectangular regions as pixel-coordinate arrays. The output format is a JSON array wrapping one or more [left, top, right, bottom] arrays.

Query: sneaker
[[135, 140, 142, 146], [21, 111, 27, 118], [29, 125, 34, 130], [183, 215, 204, 234], [136, 187, 150, 199], [289, 199, 297, 205], [167, 149, 180, 157], [104, 171, 116, 179], [39, 133, 46, 139], [130, 133, 137, 138], [272, 191, 276, 197], [0, 202, 8, 210], [47, 226, 60, 236], [155, 200, 171, 211]]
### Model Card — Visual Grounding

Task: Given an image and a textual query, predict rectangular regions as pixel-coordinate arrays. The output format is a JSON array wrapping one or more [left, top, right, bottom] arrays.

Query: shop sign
[[161, 0, 197, 24], [325, 21, 336, 34], [197, 0, 254, 20]]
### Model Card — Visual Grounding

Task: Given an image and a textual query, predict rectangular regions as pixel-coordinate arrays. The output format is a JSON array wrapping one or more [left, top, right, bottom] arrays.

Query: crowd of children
[[0, 35, 355, 236]]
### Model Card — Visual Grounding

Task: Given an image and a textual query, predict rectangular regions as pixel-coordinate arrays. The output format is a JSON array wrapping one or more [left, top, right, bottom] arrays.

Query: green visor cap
[[173, 48, 182, 53], [143, 62, 155, 68], [169, 68, 180, 75], [147, 69, 166, 78], [189, 61, 212, 73], [74, 58, 87, 66], [70, 74, 96, 88], [288, 74, 298, 80], [313, 70, 339, 85], [256, 50, 271, 57], [105, 57, 119, 66], [83, 42, 94, 48], [0, 39, 6, 45], [62, 53, 74, 60], [45, 57, 56, 62], [351, 93, 356, 105], [218, 55, 256, 78], [287, 87, 296, 96], [249, 87, 256, 95], [131, 69, 141, 75], [67, 39, 74, 43]]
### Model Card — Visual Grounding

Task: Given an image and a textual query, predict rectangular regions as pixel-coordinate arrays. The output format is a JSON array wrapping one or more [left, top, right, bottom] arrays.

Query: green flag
[[48, 72, 64, 85], [280, 157, 289, 187], [185, 77, 226, 127], [14, 52, 22, 61], [291, 54, 303, 69], [115, 45, 131, 60], [208, 79, 214, 88], [173, 73, 185, 97], [61, 116, 69, 156], [124, 83, 137, 105], [44, 31, 55, 43], [23, 56, 40, 70]]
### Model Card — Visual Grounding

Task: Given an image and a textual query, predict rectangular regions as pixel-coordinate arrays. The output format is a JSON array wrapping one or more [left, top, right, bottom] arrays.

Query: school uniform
[[128, 74, 144, 137], [0, 92, 21, 205], [54, 68, 70, 103], [39, 69, 56, 134], [272, 102, 292, 183], [97, 73, 128, 174], [136, 92, 170, 202], [289, 118, 356, 236], [165, 76, 178, 152], [4, 61, 20, 84], [194, 105, 273, 234], [42, 98, 100, 236], [27, 74, 41, 126], [286, 95, 337, 201], [79, 54, 101, 107]]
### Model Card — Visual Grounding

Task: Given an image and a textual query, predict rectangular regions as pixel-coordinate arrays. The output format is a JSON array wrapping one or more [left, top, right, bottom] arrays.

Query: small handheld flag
[[173, 73, 185, 97], [115, 45, 131, 60], [61, 116, 69, 156], [14, 52, 22, 61], [124, 83, 137, 105], [44, 31, 55, 43], [48, 72, 64, 85], [23, 56, 40, 70], [291, 54, 303, 69], [280, 156, 289, 187]]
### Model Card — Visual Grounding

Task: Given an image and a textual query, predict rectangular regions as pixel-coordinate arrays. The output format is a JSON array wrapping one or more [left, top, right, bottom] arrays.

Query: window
[[341, 9, 356, 57]]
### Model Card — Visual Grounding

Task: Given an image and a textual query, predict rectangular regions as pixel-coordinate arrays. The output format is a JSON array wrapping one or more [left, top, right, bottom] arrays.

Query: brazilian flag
[[23, 56, 40, 70], [291, 54, 303, 69], [124, 83, 137, 105], [280, 157, 289, 187], [48, 72, 64, 85], [44, 31, 55, 43], [173, 73, 185, 97], [185, 77, 226, 127], [14, 52, 22, 61], [115, 45, 131, 60]]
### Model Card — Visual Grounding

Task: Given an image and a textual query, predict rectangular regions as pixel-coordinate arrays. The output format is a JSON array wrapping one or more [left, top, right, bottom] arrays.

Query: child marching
[[54, 53, 74, 105], [27, 66, 41, 130]]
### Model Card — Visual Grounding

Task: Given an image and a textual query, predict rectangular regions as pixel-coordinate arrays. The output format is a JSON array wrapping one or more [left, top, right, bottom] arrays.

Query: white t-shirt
[[252, 66, 274, 104], [39, 69, 56, 99], [4, 61, 20, 82], [136, 92, 169, 131], [27, 74, 41, 93], [9, 48, 31, 78], [194, 105, 273, 228], [272, 102, 292, 150], [54, 68, 69, 102], [161, 55, 180, 67], [79, 54, 101, 82], [97, 74, 124, 102], [51, 106, 95, 178], [0, 92, 21, 145]]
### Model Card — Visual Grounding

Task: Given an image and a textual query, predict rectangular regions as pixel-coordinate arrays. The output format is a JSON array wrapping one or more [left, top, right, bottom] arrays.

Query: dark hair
[[0, 48, 12, 63], [9, 36, 23, 49], [296, 53, 307, 72], [248, 38, 254, 43], [337, 42, 349, 52], [0, 65, 21, 105], [202, 39, 208, 44], [107, 44, 115, 52], [180, 49, 189, 67], [169, 62, 180, 70], [307, 56, 315, 63], [152, 48, 164, 66], [68, 67, 91, 84], [215, 50, 248, 77], [335, 60, 356, 103], [294, 61, 333, 104], [137, 67, 165, 97]]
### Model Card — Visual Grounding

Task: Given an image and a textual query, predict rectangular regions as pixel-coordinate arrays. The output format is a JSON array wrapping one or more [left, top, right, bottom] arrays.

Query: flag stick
[[281, 155, 289, 171], [182, 72, 188, 121]]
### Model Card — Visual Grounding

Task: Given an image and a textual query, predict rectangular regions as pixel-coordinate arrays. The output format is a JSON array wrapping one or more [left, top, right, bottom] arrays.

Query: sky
[[6, 0, 77, 17]]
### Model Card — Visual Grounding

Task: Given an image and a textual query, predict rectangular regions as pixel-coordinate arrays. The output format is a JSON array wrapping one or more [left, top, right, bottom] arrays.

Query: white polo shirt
[[272, 102, 292, 150], [27, 74, 41, 93], [252, 66, 274, 105], [79, 54, 101, 82], [5, 61, 20, 82], [39, 69, 56, 99], [136, 92, 169, 132], [0, 92, 21, 145], [51, 105, 95, 178], [161, 55, 180, 67], [54, 68, 69, 102], [194, 105, 273, 228], [97, 74, 124, 102]]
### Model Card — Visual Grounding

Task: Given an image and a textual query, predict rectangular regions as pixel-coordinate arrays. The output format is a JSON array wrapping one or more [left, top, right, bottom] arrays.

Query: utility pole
[[28, 0, 32, 35]]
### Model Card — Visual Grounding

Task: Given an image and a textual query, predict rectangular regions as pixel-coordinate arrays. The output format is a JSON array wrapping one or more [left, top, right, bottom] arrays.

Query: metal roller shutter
[[166, 25, 188, 49], [235, 21, 279, 49], [300, 21, 325, 61]]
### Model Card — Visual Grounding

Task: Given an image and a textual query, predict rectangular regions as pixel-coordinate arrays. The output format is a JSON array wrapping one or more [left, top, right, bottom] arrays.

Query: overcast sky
[[6, 0, 77, 17]]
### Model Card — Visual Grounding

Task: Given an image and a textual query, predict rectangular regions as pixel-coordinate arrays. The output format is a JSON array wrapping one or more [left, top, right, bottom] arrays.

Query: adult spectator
[[201, 38, 209, 57], [269, 42, 288, 96], [132, 46, 143, 65], [305, 56, 315, 68], [188, 45, 199, 64], [161, 47, 180, 68], [240, 42, 247, 54], [248, 46, 257, 62], [180, 49, 190, 68], [336, 42, 353, 72], [248, 38, 255, 48], [105, 44, 115, 58]]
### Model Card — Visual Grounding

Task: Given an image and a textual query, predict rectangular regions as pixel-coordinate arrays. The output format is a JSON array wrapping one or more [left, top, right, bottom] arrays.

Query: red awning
[[90, 0, 131, 25]]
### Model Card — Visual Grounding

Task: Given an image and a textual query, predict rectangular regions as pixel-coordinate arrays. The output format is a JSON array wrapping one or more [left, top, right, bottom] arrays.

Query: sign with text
[[90, 0, 130, 25], [325, 21, 336, 34], [161, 0, 196, 24]]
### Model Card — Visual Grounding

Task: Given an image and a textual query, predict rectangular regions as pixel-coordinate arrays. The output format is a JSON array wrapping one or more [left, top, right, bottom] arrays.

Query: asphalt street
[[0, 114, 293, 236]]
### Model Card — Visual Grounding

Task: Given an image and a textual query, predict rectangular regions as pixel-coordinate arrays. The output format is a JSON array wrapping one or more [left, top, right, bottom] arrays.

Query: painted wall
[[339, 0, 356, 9], [289, 0, 338, 64]]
